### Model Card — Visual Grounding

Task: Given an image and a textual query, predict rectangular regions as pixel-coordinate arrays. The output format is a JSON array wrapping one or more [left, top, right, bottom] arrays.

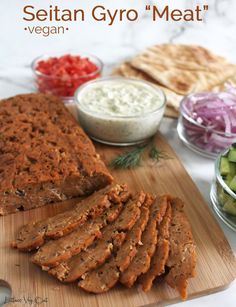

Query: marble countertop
[[0, 0, 236, 306]]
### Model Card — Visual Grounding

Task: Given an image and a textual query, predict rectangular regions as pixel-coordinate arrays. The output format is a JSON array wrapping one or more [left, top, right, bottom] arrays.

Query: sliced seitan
[[165, 198, 196, 300], [49, 192, 147, 282], [119, 195, 168, 288], [12, 184, 130, 251], [31, 199, 126, 268], [78, 194, 153, 293], [139, 202, 172, 291], [114, 195, 154, 273]]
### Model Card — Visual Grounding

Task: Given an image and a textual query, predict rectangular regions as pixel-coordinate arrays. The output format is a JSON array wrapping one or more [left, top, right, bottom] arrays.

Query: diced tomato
[[35, 54, 101, 97]]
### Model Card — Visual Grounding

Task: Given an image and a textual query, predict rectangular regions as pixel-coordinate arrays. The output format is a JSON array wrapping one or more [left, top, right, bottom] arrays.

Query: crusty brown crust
[[139, 202, 172, 291], [49, 192, 147, 282], [11, 184, 130, 252], [165, 198, 196, 300], [119, 195, 168, 288], [0, 93, 113, 215], [78, 194, 152, 293]]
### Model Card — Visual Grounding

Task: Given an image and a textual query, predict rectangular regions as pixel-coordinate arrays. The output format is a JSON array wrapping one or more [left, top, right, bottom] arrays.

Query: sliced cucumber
[[218, 188, 231, 206], [223, 199, 236, 216], [218, 146, 236, 210], [220, 157, 231, 176], [229, 175, 236, 192], [228, 148, 236, 163], [224, 174, 233, 186]]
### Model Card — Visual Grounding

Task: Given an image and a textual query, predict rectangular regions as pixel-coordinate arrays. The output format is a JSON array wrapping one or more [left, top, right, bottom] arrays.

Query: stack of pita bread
[[112, 44, 236, 118]]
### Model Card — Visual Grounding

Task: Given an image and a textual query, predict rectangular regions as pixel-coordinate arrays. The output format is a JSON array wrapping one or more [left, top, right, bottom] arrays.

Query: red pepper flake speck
[[35, 54, 101, 97]]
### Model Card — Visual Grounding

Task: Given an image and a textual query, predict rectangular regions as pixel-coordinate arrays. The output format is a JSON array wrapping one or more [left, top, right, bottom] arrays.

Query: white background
[[0, 0, 236, 306]]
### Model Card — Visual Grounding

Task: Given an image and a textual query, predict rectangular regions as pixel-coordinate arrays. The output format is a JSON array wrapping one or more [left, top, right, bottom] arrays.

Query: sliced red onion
[[181, 85, 236, 155]]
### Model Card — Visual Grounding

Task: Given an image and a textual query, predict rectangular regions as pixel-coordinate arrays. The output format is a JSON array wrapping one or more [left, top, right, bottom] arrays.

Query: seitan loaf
[[0, 93, 113, 215]]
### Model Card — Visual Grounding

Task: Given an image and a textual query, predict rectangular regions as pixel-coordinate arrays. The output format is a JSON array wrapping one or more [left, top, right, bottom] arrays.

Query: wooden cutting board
[[1, 132, 236, 307]]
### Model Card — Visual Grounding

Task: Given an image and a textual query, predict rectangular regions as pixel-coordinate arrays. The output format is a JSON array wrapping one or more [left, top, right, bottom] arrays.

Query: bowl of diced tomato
[[32, 52, 103, 103]]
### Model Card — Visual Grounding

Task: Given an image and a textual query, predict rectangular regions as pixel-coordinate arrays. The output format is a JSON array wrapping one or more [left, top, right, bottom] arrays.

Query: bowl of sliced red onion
[[177, 85, 236, 158]]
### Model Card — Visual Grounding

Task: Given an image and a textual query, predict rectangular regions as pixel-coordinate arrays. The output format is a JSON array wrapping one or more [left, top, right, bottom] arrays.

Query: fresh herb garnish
[[110, 140, 170, 169], [149, 146, 170, 163], [110, 145, 146, 169]]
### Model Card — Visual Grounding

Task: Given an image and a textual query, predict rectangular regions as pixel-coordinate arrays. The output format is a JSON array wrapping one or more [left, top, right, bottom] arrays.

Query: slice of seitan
[[31, 200, 126, 269], [49, 192, 147, 282], [139, 202, 172, 291], [119, 195, 168, 288], [165, 198, 196, 300], [12, 184, 130, 251], [114, 195, 154, 273], [78, 194, 153, 293]]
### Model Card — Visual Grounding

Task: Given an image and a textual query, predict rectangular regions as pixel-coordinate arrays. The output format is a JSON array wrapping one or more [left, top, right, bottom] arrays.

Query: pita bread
[[144, 44, 229, 71], [131, 46, 236, 95], [164, 107, 179, 118], [112, 62, 182, 115], [113, 62, 154, 82], [112, 45, 236, 118], [211, 74, 236, 92]]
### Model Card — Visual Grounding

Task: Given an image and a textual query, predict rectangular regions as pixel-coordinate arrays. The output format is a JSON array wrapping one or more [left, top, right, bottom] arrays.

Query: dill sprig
[[110, 145, 147, 169], [149, 146, 170, 163], [110, 141, 170, 169]]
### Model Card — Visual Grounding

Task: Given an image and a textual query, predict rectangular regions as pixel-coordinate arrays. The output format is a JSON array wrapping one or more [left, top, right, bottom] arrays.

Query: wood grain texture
[[0, 132, 236, 307]]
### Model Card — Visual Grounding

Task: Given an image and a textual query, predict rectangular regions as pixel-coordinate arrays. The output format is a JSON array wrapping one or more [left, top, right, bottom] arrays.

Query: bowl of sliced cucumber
[[211, 143, 236, 231]]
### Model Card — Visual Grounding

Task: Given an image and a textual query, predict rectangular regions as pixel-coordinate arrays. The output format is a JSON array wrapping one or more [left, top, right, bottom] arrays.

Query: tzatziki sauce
[[75, 78, 166, 145]]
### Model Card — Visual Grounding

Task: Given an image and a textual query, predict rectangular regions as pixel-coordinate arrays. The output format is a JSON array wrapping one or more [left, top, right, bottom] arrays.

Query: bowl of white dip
[[75, 77, 166, 146]]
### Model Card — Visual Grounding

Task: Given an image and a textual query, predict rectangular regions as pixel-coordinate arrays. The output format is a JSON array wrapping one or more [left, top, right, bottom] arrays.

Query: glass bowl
[[31, 51, 103, 104], [74, 77, 166, 146], [210, 148, 236, 231], [177, 95, 236, 159]]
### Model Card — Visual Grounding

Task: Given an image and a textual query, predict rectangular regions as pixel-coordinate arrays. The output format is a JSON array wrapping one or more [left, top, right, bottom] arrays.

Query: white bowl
[[74, 77, 166, 146]]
